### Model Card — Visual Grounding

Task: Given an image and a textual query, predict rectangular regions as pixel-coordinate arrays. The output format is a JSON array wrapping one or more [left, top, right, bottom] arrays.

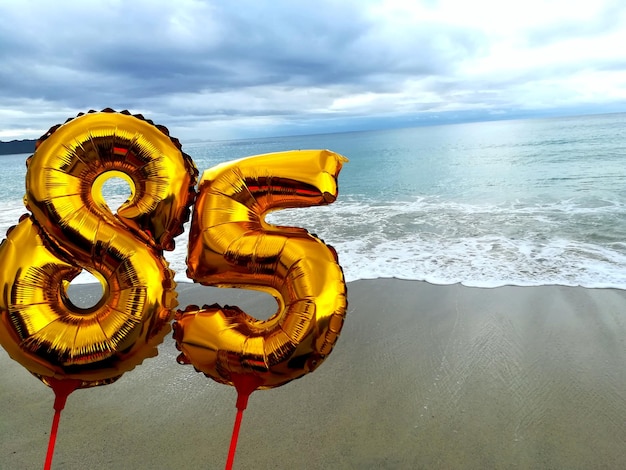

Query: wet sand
[[2, 279, 626, 469]]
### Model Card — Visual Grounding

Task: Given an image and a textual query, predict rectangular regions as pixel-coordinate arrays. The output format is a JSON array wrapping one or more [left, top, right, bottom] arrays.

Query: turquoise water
[[2, 112, 626, 287]]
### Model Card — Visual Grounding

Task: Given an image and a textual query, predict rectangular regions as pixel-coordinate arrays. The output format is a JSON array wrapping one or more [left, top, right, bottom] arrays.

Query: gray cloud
[[0, 0, 625, 141]]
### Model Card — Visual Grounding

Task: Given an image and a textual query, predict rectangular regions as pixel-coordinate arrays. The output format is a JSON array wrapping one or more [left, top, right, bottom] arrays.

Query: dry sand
[[1, 279, 626, 469]]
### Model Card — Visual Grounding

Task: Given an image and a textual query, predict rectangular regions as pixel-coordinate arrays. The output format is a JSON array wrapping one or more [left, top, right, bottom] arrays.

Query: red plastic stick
[[225, 407, 245, 470], [44, 378, 81, 470], [224, 375, 262, 470]]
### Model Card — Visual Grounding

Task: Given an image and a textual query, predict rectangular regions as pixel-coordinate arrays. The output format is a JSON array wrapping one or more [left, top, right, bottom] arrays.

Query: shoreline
[[2, 279, 626, 468]]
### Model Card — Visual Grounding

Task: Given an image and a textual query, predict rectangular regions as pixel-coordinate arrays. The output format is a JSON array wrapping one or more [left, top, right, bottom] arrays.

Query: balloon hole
[[65, 272, 105, 310], [178, 286, 278, 321], [100, 176, 133, 212], [92, 170, 135, 214], [233, 289, 278, 321]]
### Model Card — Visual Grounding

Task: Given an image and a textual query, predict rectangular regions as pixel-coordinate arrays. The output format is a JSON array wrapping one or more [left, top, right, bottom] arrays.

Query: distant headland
[[0, 139, 36, 155]]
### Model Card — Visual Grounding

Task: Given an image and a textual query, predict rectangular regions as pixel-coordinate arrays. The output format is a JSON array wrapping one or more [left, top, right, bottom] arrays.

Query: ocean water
[[1, 112, 625, 288]]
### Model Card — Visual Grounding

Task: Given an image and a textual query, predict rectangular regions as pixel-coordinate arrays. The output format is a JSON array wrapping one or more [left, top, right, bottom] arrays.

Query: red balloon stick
[[225, 375, 262, 470], [44, 378, 81, 470]]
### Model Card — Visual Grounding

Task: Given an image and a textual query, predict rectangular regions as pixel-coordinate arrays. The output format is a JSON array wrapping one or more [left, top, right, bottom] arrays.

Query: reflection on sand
[[1, 280, 626, 469]]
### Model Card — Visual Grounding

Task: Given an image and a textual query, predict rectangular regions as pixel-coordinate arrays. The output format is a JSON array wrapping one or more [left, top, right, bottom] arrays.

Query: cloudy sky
[[1, 0, 625, 141]]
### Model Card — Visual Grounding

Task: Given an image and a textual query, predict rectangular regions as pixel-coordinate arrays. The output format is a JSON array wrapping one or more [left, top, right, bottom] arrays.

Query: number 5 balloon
[[173, 149, 348, 468]]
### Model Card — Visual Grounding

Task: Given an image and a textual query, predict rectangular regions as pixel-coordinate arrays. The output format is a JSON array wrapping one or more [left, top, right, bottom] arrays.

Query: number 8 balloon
[[0, 109, 197, 387], [0, 109, 198, 469]]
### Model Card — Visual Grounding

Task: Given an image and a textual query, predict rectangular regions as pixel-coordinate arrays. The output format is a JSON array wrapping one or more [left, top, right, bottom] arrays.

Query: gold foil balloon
[[0, 110, 347, 469], [0, 109, 198, 388], [173, 149, 348, 392]]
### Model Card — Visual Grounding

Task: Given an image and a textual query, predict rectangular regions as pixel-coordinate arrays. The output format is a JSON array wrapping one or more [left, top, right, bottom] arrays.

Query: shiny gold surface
[[174, 150, 348, 389], [0, 110, 197, 388]]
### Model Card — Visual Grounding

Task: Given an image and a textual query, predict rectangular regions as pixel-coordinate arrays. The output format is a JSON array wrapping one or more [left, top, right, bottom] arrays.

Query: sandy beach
[[2, 279, 626, 469]]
